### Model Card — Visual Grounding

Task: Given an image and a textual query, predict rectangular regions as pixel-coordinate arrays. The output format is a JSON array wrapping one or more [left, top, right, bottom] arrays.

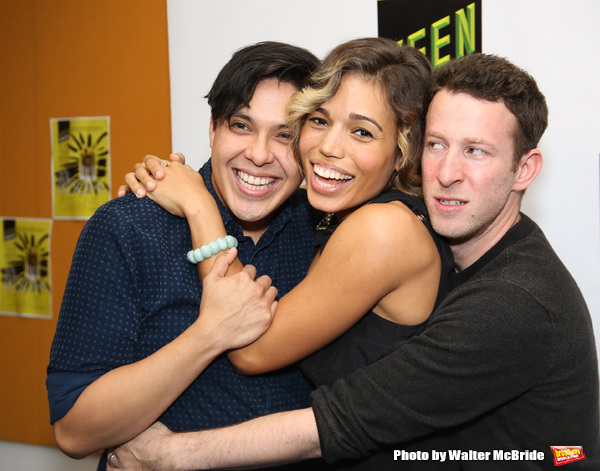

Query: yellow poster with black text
[[51, 116, 110, 219], [0, 218, 52, 318]]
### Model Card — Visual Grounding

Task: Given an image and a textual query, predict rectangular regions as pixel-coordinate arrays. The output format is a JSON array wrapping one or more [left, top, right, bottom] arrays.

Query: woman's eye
[[308, 117, 328, 126], [353, 129, 373, 138]]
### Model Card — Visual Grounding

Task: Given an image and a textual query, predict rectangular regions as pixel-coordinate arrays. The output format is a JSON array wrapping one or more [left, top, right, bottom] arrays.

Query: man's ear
[[513, 149, 543, 191], [209, 117, 216, 149]]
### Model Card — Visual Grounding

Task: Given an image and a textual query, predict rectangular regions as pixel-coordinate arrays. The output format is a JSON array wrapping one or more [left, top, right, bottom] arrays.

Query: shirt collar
[[449, 213, 535, 289]]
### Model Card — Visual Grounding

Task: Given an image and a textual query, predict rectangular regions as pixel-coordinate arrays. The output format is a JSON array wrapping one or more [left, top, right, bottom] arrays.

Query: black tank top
[[301, 189, 454, 388]]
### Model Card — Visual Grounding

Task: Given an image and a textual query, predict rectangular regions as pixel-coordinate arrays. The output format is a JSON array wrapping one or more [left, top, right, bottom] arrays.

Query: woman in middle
[[130, 38, 454, 467]]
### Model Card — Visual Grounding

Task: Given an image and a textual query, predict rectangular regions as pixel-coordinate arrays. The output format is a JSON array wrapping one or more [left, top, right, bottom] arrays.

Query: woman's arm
[[52, 250, 276, 458], [122, 163, 440, 375], [229, 201, 441, 374]]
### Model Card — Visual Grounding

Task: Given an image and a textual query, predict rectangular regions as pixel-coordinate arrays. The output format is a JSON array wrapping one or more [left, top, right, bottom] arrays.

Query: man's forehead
[[427, 90, 516, 136], [430, 90, 513, 117], [224, 79, 296, 128]]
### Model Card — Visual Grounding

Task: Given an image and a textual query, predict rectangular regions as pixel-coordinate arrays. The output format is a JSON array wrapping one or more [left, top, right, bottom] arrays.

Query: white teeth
[[237, 170, 275, 190], [439, 199, 465, 205], [313, 164, 352, 182]]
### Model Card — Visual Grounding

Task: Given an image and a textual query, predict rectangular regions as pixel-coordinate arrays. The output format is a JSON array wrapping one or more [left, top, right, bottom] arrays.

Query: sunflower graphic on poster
[[0, 218, 52, 318], [51, 116, 111, 219]]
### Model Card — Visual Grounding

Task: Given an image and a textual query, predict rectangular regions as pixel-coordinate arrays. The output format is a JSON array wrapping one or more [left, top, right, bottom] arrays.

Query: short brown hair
[[433, 53, 548, 166]]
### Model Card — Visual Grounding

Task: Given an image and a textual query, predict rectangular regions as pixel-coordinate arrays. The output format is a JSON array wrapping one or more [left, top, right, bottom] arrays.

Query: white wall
[[0, 441, 98, 470], [482, 0, 600, 337]]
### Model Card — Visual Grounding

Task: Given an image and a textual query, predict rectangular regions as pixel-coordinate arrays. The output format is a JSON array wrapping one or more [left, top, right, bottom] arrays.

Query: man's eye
[[467, 147, 486, 155], [231, 122, 249, 131]]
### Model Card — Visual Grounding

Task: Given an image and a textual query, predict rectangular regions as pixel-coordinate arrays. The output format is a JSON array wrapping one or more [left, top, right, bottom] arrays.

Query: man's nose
[[436, 150, 464, 187], [245, 136, 274, 166]]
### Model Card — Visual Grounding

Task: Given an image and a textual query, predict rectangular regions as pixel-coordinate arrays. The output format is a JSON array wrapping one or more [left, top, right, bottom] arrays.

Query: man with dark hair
[[46, 42, 321, 470], [206, 41, 319, 124], [108, 53, 599, 470]]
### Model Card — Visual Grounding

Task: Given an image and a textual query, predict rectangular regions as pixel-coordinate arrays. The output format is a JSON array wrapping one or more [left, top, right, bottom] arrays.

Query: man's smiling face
[[209, 78, 302, 235]]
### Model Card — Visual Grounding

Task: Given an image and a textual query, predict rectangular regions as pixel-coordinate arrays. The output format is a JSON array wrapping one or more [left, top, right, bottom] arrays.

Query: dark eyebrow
[[229, 111, 254, 126], [230, 111, 290, 132], [313, 108, 383, 132], [350, 113, 383, 132]]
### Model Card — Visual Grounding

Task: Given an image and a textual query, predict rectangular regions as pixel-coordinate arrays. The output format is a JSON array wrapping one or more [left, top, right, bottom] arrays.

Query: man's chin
[[228, 203, 281, 235]]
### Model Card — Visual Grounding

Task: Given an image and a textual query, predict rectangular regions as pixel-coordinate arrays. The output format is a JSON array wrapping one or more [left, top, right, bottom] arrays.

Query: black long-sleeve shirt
[[312, 215, 600, 470]]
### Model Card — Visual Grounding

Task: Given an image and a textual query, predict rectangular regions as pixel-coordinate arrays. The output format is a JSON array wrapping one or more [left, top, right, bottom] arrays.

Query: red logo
[[550, 446, 586, 466]]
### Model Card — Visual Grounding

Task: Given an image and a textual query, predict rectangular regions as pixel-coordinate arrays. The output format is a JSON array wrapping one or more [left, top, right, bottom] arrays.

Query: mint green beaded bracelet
[[187, 236, 238, 264]]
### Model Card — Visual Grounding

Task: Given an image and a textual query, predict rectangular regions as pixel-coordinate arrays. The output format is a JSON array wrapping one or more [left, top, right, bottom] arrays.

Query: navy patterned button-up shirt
[[47, 160, 319, 438]]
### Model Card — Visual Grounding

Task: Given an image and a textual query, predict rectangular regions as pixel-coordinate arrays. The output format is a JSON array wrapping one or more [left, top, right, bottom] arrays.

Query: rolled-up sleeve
[[46, 199, 141, 423]]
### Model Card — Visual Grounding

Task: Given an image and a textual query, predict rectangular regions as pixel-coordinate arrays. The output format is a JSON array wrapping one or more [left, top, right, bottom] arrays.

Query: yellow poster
[[51, 116, 111, 219], [0, 218, 52, 318]]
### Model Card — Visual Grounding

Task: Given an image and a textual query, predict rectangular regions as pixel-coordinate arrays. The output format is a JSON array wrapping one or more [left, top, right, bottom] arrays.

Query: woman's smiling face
[[299, 73, 399, 220]]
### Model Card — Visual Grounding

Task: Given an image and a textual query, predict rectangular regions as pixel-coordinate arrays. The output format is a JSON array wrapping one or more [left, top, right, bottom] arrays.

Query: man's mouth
[[237, 170, 275, 190], [438, 199, 466, 206], [313, 163, 353, 187]]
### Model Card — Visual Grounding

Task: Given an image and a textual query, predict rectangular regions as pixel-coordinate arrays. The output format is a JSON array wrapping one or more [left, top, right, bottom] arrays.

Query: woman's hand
[[117, 153, 185, 198]]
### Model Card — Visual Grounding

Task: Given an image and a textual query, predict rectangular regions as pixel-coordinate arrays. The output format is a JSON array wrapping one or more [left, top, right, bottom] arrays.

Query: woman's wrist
[[182, 192, 220, 220], [186, 198, 229, 250]]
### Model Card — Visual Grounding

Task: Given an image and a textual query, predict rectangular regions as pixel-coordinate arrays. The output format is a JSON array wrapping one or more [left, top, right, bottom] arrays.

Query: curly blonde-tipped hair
[[287, 37, 433, 197]]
